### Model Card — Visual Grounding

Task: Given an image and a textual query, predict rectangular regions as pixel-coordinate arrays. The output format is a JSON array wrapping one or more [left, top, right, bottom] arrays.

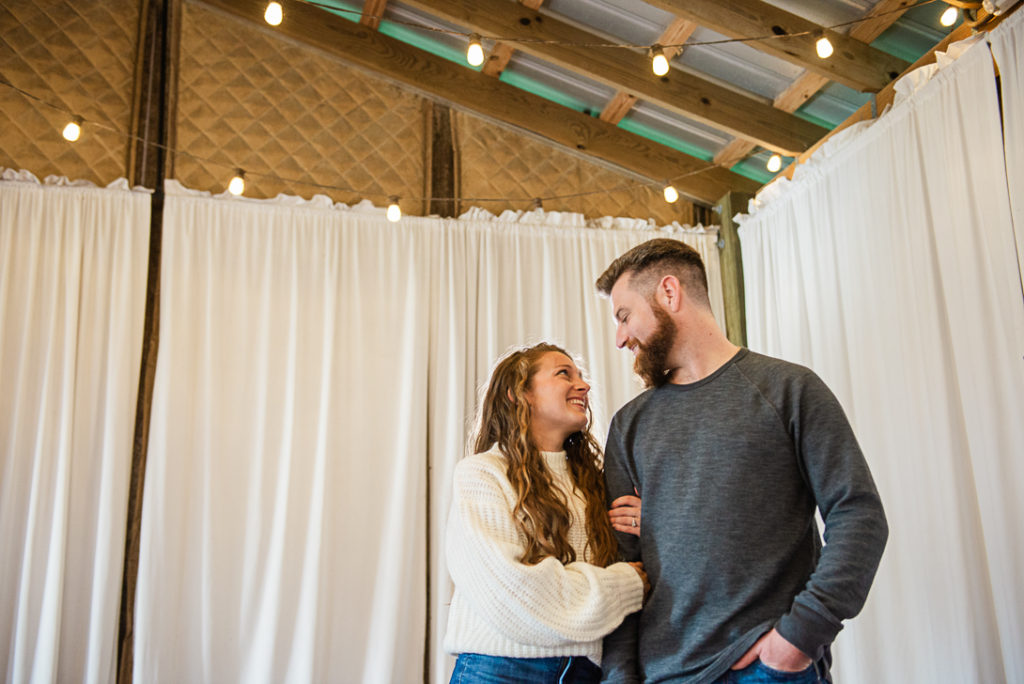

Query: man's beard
[[634, 304, 677, 389]]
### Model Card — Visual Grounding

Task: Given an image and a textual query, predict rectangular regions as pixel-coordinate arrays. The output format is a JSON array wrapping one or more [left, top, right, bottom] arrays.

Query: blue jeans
[[713, 660, 824, 683], [450, 653, 602, 684]]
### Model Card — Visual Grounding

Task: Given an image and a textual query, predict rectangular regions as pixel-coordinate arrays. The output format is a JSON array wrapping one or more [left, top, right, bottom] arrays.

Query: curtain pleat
[[738, 37, 1024, 684], [990, 10, 1024, 292], [0, 174, 150, 683]]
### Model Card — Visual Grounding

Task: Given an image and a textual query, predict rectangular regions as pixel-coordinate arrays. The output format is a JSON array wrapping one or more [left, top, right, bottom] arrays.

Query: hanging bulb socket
[[531, 197, 543, 211], [62, 117, 83, 142], [228, 169, 245, 196], [663, 185, 679, 204], [651, 44, 670, 77], [815, 32, 834, 59], [766, 153, 782, 173], [467, 34, 485, 67], [386, 196, 402, 222]]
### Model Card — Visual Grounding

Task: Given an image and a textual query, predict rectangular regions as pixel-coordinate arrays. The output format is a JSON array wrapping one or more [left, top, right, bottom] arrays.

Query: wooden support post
[[118, 1, 178, 682], [427, 102, 458, 218], [716, 191, 752, 347]]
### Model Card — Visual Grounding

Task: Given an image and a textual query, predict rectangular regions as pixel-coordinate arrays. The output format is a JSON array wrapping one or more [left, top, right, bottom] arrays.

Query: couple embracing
[[444, 239, 888, 684]]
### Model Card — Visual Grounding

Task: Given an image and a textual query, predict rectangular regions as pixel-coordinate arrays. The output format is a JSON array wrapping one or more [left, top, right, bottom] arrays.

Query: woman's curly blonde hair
[[472, 343, 618, 567]]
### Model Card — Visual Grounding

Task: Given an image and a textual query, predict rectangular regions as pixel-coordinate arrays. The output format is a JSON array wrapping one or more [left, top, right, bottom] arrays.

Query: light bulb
[[62, 120, 81, 142], [766, 154, 782, 173], [663, 185, 679, 203], [228, 172, 245, 196], [815, 36, 834, 59], [651, 45, 670, 77], [386, 197, 401, 222], [940, 6, 958, 26], [264, 2, 283, 26], [467, 34, 484, 67]]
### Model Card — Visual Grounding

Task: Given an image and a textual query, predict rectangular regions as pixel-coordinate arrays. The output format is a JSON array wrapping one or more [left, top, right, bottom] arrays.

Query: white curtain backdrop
[[135, 182, 724, 683], [990, 10, 1024, 277], [0, 170, 151, 683], [738, 36, 1024, 684]]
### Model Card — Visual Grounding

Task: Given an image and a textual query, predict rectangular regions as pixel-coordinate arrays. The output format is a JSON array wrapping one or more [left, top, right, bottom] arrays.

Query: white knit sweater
[[443, 447, 644, 665]]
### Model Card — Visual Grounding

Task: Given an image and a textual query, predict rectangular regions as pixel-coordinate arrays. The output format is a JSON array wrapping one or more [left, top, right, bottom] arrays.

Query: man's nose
[[615, 324, 628, 349]]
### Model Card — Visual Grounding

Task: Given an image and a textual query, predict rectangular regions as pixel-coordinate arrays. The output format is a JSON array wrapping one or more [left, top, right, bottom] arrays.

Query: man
[[597, 239, 887, 684]]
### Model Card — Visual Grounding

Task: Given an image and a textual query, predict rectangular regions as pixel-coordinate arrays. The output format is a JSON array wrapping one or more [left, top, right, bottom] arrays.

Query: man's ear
[[657, 275, 684, 312]]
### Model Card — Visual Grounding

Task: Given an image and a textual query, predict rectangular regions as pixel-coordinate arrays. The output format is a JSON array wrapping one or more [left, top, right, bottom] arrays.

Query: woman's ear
[[506, 388, 515, 404]]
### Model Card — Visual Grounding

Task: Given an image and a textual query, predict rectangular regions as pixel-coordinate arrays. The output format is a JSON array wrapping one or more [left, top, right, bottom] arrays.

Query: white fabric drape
[[990, 10, 1024, 279], [0, 171, 150, 683], [738, 37, 1024, 684], [136, 182, 724, 683]]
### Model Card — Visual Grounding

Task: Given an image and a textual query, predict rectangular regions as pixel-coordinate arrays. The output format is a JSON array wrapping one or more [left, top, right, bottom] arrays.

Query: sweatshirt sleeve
[[775, 370, 889, 660], [446, 456, 644, 648]]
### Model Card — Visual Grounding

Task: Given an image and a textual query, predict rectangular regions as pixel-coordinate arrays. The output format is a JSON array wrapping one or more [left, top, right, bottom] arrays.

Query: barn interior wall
[[2, 0, 701, 224]]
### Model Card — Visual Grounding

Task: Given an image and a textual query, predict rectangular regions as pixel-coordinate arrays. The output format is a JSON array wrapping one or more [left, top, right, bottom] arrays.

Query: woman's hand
[[628, 561, 651, 603], [609, 493, 642, 536]]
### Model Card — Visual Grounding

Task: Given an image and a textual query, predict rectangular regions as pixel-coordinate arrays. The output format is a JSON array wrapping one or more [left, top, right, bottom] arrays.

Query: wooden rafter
[[601, 17, 697, 125], [481, 1, 543, 79], [644, 0, 909, 93], [400, 0, 827, 156], [360, 0, 387, 29], [713, 0, 915, 169], [779, 18, 980, 179], [201, 0, 760, 204]]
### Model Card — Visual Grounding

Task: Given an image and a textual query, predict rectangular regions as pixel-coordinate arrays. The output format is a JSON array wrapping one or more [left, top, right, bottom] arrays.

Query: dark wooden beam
[[400, 0, 827, 156], [427, 102, 458, 217], [200, 0, 760, 204], [645, 0, 909, 93], [119, 1, 179, 682]]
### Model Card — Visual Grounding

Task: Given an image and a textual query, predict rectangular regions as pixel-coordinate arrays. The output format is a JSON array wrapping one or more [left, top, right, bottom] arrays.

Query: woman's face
[[525, 352, 591, 450]]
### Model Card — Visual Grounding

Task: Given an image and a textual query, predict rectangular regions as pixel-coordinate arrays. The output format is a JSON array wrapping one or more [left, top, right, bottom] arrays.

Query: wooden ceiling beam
[[400, 0, 827, 156], [713, 0, 915, 170], [200, 0, 760, 204], [601, 17, 697, 125], [644, 0, 909, 93], [780, 16, 985, 180]]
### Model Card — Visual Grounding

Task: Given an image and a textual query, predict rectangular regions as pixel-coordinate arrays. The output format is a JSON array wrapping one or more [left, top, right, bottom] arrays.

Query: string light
[[228, 170, 245, 195], [766, 154, 782, 173], [386, 196, 402, 222], [940, 5, 958, 26], [62, 117, 82, 142], [650, 45, 670, 76], [2, 79, 727, 212], [466, 34, 485, 67], [265, 2, 283, 26], [663, 185, 679, 203], [815, 34, 834, 59]]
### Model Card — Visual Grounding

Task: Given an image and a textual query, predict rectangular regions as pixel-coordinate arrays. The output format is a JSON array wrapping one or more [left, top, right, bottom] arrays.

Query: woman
[[445, 343, 649, 683]]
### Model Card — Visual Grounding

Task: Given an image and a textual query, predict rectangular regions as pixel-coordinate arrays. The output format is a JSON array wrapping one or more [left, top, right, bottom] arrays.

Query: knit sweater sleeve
[[446, 454, 644, 648], [770, 367, 889, 660]]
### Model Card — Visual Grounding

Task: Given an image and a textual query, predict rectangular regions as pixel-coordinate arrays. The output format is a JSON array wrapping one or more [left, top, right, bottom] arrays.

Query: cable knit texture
[[444, 447, 644, 665]]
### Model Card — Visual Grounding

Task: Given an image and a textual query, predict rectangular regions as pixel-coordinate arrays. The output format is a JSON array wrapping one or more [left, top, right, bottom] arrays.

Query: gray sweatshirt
[[601, 349, 887, 684]]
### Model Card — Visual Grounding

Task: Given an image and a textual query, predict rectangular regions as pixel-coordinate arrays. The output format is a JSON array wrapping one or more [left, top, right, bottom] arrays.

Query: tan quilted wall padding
[[0, 0, 138, 183], [455, 111, 702, 225], [174, 1, 425, 210]]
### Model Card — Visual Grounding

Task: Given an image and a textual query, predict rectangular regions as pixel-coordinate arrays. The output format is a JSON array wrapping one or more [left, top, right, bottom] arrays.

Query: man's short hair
[[596, 238, 710, 308]]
